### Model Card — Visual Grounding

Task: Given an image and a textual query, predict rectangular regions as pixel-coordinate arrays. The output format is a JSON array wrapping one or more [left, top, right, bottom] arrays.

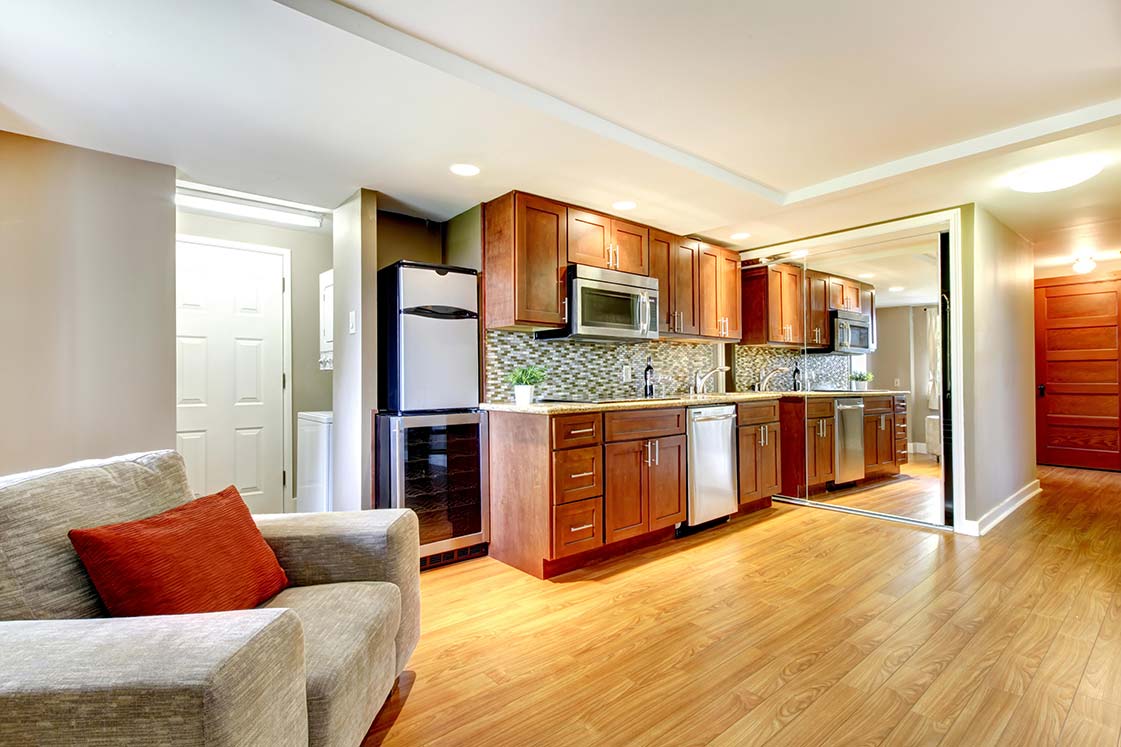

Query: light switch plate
[[348, 310, 357, 334]]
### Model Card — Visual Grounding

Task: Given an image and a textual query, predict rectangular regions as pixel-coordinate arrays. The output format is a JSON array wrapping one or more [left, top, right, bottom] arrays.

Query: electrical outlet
[[621, 364, 632, 383], [893, 377, 901, 387], [348, 310, 357, 334]]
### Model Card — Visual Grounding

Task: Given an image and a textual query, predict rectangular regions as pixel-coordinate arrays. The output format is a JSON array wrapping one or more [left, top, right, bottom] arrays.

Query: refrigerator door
[[400, 264, 478, 312], [399, 313, 480, 411]]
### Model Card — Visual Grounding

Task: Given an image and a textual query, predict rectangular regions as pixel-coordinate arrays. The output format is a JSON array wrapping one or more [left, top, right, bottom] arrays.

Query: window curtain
[[926, 307, 941, 411]]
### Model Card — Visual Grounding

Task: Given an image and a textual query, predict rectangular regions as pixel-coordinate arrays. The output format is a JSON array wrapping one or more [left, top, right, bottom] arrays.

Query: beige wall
[[963, 205, 1037, 523], [909, 306, 939, 446], [445, 204, 482, 270], [868, 306, 911, 395], [376, 210, 442, 268], [175, 211, 333, 490], [0, 131, 175, 475]]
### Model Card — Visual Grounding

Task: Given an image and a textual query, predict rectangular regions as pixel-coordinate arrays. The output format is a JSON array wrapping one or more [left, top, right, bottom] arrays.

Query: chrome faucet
[[692, 366, 731, 395], [759, 365, 792, 391]]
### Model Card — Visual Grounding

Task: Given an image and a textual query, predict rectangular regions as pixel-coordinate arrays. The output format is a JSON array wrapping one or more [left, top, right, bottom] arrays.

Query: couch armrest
[[254, 509, 420, 673], [0, 609, 307, 746]]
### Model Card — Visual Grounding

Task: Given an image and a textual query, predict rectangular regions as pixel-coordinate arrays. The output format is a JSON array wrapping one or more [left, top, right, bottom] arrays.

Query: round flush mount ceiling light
[[888, 286, 905, 292], [1005, 154, 1108, 193], [731, 232, 751, 241], [1073, 257, 1097, 274], [612, 200, 637, 211], [449, 163, 481, 176]]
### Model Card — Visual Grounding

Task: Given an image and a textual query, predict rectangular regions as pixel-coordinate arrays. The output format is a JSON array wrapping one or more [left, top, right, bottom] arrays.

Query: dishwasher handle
[[691, 413, 736, 422], [835, 404, 865, 411]]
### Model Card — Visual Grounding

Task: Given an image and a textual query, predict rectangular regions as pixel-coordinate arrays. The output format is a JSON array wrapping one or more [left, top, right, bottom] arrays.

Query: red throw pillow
[[69, 485, 289, 617]]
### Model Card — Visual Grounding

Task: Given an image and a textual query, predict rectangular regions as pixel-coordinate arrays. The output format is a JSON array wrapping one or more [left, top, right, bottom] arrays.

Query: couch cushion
[[263, 582, 401, 747], [0, 450, 194, 621], [69, 485, 289, 617]]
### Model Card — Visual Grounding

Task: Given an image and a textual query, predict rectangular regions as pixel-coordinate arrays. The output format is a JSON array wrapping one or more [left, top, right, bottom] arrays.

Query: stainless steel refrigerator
[[375, 261, 488, 562]]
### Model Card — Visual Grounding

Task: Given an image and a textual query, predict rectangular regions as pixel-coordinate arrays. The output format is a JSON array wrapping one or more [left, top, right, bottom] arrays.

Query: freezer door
[[399, 265, 478, 312], [399, 313, 480, 411]]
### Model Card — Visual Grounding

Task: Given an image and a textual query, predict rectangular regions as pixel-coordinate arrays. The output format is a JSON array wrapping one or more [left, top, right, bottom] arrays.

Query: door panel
[[176, 242, 285, 513], [698, 246, 720, 337], [780, 265, 804, 344], [612, 218, 650, 275], [649, 230, 673, 332], [604, 440, 649, 542], [806, 270, 831, 348], [567, 208, 612, 268], [515, 194, 567, 325], [1036, 280, 1121, 469], [738, 426, 760, 502], [759, 423, 781, 498], [648, 435, 687, 529], [673, 239, 700, 335], [718, 249, 742, 340]]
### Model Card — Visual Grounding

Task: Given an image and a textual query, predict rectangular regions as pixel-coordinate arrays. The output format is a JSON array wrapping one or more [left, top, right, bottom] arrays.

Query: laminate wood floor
[[365, 465, 1121, 746], [810, 454, 946, 525]]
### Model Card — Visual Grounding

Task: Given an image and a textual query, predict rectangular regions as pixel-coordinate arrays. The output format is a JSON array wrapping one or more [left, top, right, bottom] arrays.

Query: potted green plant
[[850, 371, 874, 391], [508, 366, 546, 406]]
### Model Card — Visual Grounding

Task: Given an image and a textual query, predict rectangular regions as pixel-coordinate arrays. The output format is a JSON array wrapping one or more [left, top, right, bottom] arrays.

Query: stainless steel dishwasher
[[834, 398, 866, 483], [687, 405, 739, 525]]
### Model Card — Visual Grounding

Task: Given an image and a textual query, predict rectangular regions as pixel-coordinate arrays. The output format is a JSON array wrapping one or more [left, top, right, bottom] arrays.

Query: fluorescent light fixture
[[858, 273, 875, 279], [1006, 154, 1108, 193], [731, 232, 751, 240], [175, 180, 330, 213], [449, 163, 481, 176], [612, 200, 637, 211], [789, 249, 809, 259], [1073, 257, 1097, 274], [888, 286, 905, 292], [175, 193, 322, 228]]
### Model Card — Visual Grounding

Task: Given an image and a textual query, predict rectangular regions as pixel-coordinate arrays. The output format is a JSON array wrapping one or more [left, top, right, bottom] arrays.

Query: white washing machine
[[296, 411, 333, 512]]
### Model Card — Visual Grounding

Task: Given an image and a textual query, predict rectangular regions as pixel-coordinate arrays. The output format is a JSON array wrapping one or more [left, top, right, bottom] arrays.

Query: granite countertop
[[479, 390, 909, 415]]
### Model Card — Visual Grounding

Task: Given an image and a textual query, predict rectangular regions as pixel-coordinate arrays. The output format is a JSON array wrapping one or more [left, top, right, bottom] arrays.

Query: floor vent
[[420, 542, 488, 571]]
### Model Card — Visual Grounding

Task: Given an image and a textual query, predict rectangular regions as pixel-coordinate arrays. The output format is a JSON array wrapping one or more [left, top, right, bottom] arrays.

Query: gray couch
[[0, 450, 420, 747]]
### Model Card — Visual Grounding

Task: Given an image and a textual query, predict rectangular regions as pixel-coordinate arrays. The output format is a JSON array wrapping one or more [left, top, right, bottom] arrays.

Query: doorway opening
[[175, 235, 293, 513]]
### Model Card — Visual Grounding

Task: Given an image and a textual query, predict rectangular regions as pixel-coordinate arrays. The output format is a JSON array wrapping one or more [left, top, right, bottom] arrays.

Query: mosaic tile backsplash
[[733, 346, 852, 392], [485, 331, 721, 402]]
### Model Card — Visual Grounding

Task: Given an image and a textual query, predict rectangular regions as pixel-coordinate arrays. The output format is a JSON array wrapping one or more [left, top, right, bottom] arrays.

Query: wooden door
[[864, 414, 880, 468], [567, 208, 612, 268], [673, 239, 700, 335], [648, 435, 687, 529], [877, 413, 895, 468], [768, 264, 804, 343], [698, 244, 721, 337], [767, 266, 787, 343], [612, 219, 650, 275], [718, 248, 742, 340], [1035, 277, 1121, 470], [514, 194, 567, 326], [738, 426, 760, 502], [806, 270, 831, 348], [806, 418, 833, 484], [817, 419, 835, 482], [829, 278, 861, 311], [604, 440, 649, 542], [759, 423, 781, 498], [649, 230, 673, 332]]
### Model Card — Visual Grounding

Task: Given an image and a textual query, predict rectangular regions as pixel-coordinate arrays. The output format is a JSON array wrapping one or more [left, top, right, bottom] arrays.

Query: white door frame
[[176, 233, 294, 512], [737, 208, 967, 534]]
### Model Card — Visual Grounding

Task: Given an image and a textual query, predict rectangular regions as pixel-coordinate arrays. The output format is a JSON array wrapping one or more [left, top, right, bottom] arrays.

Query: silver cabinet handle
[[645, 440, 652, 466], [569, 427, 594, 435], [570, 523, 594, 532], [759, 424, 767, 446], [563, 297, 568, 324], [880, 415, 886, 430], [654, 439, 660, 466], [570, 471, 594, 479]]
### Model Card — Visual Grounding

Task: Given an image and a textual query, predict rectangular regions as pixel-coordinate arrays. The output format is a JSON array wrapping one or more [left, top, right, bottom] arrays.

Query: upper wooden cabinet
[[805, 270, 831, 349], [741, 263, 803, 346], [698, 243, 741, 339], [483, 191, 567, 330], [829, 276, 861, 312], [566, 208, 649, 275], [650, 232, 702, 336], [649, 230, 673, 333]]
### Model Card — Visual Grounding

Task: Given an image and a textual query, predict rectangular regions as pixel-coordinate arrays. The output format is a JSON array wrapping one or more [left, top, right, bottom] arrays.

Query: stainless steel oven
[[832, 310, 874, 355], [375, 411, 489, 555], [536, 264, 659, 342]]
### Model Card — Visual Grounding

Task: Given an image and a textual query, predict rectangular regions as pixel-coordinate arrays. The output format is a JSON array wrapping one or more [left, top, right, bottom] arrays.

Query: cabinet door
[[829, 277, 860, 311], [877, 413, 896, 467], [698, 245, 721, 337], [673, 239, 700, 335], [604, 440, 649, 543], [864, 414, 880, 467], [738, 426, 761, 502], [806, 270, 831, 348], [767, 266, 787, 343], [649, 230, 674, 332], [769, 264, 804, 344], [567, 208, 612, 268], [612, 218, 650, 275], [718, 248, 742, 340], [817, 419, 835, 483], [515, 194, 567, 326], [648, 435, 687, 529], [759, 422, 781, 498]]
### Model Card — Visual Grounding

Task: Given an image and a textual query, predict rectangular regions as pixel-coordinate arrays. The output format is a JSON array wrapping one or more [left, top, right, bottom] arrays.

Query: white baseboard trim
[[909, 442, 928, 454], [956, 479, 1042, 536]]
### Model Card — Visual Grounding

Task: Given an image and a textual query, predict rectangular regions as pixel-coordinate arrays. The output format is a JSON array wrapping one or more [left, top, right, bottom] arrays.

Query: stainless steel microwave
[[832, 310, 874, 354], [535, 264, 659, 342]]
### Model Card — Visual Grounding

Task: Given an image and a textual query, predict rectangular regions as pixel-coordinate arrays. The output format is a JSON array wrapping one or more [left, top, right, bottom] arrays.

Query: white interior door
[[176, 241, 285, 513]]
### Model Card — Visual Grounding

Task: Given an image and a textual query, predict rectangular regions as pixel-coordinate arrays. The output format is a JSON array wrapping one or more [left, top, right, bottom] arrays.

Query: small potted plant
[[850, 371, 874, 391], [508, 365, 546, 406]]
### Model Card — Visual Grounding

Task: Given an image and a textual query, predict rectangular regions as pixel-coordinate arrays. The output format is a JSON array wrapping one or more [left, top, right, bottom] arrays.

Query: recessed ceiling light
[[888, 286, 905, 292], [1073, 257, 1097, 274], [612, 200, 637, 211], [731, 232, 751, 241], [858, 273, 875, 279], [789, 249, 809, 259], [1006, 154, 1108, 193], [449, 163, 481, 176]]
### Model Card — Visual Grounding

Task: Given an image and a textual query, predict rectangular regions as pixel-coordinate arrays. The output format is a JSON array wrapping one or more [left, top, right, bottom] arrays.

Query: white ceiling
[[803, 235, 942, 309], [2, 0, 1120, 247]]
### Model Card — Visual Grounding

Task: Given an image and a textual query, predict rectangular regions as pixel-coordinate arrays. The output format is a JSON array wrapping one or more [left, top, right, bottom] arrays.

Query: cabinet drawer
[[552, 497, 603, 559], [895, 412, 908, 429], [552, 413, 602, 450], [807, 399, 835, 418], [894, 395, 907, 412], [553, 446, 602, 504], [864, 395, 893, 413], [604, 408, 686, 442], [738, 400, 779, 426], [896, 442, 909, 464]]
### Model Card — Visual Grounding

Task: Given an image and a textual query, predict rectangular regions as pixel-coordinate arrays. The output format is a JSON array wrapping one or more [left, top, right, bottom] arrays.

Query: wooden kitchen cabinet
[[604, 410, 687, 543], [829, 276, 862, 312], [604, 440, 649, 543], [698, 243, 741, 339], [567, 208, 649, 275], [483, 191, 567, 330], [649, 230, 673, 332], [739, 420, 781, 503], [806, 417, 835, 486], [864, 412, 897, 475], [805, 269, 831, 349], [741, 263, 804, 346], [648, 434, 687, 530], [673, 238, 701, 335]]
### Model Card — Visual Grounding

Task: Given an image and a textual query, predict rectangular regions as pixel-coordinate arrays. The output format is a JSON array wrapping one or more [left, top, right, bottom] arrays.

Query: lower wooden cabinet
[[605, 434, 687, 542], [864, 412, 897, 474], [552, 497, 603, 559], [807, 417, 835, 485], [649, 434, 687, 530], [738, 421, 781, 502]]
